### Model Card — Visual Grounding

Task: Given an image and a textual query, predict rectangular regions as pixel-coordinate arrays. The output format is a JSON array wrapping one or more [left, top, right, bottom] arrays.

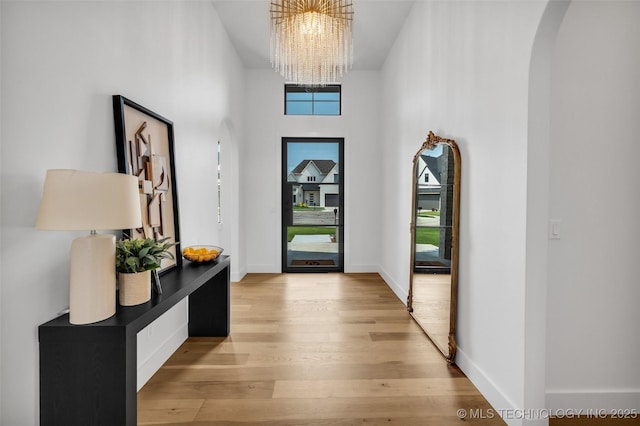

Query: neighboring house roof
[[421, 154, 441, 178], [291, 159, 337, 175]]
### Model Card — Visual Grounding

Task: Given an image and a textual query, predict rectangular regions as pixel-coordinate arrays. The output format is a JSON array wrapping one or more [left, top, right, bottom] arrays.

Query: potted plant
[[116, 237, 177, 306]]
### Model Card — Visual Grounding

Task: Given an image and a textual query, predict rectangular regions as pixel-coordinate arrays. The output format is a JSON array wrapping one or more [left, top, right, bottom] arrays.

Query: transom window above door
[[285, 84, 341, 116]]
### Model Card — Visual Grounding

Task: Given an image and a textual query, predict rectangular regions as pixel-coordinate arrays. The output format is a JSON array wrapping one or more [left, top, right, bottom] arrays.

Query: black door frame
[[282, 137, 345, 272]]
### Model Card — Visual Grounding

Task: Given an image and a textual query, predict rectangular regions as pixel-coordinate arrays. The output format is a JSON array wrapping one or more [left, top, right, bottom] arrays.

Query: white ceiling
[[210, 0, 416, 70]]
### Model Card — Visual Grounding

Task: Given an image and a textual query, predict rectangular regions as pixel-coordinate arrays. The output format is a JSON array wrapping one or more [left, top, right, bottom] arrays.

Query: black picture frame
[[113, 95, 182, 274], [152, 269, 162, 295]]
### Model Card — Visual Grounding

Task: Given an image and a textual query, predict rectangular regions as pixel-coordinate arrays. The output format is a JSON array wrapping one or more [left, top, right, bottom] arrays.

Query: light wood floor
[[138, 273, 504, 425]]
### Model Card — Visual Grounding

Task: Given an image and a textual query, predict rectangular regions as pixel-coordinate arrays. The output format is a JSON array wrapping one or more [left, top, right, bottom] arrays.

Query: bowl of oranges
[[182, 245, 223, 263]]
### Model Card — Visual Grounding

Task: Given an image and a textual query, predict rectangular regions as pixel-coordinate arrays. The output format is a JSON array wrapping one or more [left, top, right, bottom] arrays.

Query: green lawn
[[415, 227, 440, 245], [287, 226, 336, 242]]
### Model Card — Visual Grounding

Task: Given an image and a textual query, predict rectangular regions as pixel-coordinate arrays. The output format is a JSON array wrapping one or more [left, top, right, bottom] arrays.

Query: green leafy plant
[[116, 237, 177, 273]]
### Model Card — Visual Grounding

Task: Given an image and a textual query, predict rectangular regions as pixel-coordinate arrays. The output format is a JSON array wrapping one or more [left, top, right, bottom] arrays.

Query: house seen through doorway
[[282, 138, 344, 272]]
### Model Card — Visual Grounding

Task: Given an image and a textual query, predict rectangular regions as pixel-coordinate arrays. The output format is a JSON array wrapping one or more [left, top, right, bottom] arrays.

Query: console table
[[38, 256, 230, 426]]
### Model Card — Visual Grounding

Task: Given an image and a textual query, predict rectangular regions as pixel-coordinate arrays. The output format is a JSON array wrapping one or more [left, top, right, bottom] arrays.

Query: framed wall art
[[113, 95, 182, 273]]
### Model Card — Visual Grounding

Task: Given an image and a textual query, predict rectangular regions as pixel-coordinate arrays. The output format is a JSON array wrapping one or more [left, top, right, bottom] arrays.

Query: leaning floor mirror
[[407, 131, 461, 363]]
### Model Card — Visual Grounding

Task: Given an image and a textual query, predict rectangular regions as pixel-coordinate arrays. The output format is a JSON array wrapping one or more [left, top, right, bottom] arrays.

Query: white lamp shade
[[36, 169, 142, 231]]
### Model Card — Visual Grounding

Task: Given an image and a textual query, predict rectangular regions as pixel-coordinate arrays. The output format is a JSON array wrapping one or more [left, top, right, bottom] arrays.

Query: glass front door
[[282, 138, 344, 272]]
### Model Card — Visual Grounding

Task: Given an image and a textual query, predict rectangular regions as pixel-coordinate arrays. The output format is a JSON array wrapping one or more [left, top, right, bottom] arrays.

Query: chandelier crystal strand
[[270, 0, 353, 87]]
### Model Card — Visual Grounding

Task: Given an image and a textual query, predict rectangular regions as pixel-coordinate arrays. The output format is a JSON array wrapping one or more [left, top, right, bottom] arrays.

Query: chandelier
[[270, 0, 354, 87]]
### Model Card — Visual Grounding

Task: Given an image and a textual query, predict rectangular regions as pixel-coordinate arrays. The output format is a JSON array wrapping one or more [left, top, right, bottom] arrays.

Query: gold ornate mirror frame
[[407, 131, 461, 363]]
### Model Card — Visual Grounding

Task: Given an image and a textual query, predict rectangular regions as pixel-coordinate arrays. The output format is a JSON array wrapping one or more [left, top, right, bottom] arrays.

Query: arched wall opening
[[525, 1, 570, 422], [217, 119, 244, 281]]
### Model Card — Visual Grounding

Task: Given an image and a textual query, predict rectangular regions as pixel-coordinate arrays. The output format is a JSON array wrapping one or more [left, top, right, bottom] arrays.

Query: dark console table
[[38, 256, 230, 426]]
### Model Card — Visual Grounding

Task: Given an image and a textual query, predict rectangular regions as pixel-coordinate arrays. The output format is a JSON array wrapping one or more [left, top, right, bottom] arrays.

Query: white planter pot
[[118, 270, 151, 306]]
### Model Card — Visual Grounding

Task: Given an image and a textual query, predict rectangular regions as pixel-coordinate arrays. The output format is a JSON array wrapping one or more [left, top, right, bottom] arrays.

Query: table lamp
[[36, 169, 142, 324]]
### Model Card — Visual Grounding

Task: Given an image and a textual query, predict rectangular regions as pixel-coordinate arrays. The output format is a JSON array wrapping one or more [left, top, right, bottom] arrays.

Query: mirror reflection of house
[[287, 159, 340, 207], [415, 145, 454, 272]]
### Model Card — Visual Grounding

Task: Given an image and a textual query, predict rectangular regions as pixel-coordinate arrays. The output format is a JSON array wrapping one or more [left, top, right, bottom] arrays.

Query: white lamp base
[[69, 233, 116, 325]]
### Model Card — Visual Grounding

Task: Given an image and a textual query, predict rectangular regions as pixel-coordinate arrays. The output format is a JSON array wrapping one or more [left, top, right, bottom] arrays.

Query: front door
[[282, 138, 344, 272]]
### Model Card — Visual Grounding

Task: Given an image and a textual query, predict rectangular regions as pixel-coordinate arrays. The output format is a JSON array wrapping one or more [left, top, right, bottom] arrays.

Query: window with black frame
[[285, 85, 341, 115]]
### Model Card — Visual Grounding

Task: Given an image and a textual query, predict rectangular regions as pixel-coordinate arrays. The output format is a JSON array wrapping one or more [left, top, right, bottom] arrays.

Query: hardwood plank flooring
[[138, 273, 504, 425]]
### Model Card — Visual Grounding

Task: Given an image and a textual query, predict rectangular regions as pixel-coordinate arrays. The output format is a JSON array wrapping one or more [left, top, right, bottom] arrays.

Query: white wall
[[0, 1, 244, 424], [546, 0, 640, 411], [242, 69, 382, 273], [380, 1, 546, 424]]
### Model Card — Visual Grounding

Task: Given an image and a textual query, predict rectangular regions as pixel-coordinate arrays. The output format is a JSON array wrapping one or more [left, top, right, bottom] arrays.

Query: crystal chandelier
[[270, 0, 354, 87]]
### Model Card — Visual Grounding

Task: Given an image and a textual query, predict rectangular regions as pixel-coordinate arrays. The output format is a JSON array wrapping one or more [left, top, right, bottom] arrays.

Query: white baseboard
[[455, 347, 525, 426], [546, 390, 640, 411], [377, 266, 407, 306], [231, 266, 246, 282], [246, 264, 281, 273], [137, 322, 188, 391], [344, 264, 377, 273]]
